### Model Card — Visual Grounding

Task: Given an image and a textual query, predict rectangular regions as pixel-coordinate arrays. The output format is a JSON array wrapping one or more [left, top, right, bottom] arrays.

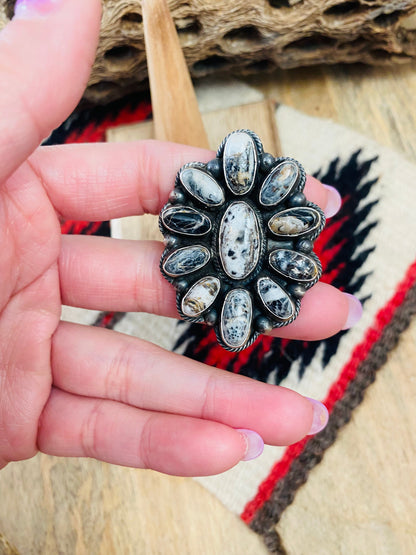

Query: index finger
[[29, 141, 331, 221], [0, 0, 101, 184]]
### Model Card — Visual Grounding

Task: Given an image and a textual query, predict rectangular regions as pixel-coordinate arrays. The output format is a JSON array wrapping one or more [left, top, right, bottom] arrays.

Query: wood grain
[[247, 62, 416, 162], [1, 62, 415, 554], [2, 0, 415, 105], [106, 99, 279, 153], [142, 0, 209, 148], [125, 0, 209, 242]]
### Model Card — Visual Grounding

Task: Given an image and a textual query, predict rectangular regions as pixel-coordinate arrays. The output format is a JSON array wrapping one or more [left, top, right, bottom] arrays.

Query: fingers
[[271, 282, 351, 340], [30, 142, 334, 221], [51, 322, 317, 447], [59, 236, 175, 316], [0, 0, 101, 183], [59, 235, 352, 340], [38, 388, 249, 476]]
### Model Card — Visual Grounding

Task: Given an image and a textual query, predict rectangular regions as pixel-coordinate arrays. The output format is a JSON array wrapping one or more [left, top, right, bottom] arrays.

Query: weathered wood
[[115, 0, 210, 241], [142, 0, 209, 148], [0, 534, 19, 555], [2, 0, 415, 104]]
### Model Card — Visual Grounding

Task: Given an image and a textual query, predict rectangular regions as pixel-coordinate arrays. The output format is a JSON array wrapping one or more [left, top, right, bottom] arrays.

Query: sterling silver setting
[[159, 130, 325, 352]]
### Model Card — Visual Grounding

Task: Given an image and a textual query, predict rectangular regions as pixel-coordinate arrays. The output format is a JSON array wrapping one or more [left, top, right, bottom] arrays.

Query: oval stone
[[269, 249, 318, 282], [220, 289, 252, 349], [259, 160, 299, 206], [223, 131, 257, 195], [163, 246, 210, 277], [257, 277, 295, 321], [268, 207, 322, 238], [219, 201, 261, 280], [181, 277, 220, 317], [161, 206, 211, 236], [180, 167, 225, 207]]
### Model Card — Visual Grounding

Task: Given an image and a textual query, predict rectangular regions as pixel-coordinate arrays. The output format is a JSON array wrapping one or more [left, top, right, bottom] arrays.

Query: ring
[[159, 130, 325, 352]]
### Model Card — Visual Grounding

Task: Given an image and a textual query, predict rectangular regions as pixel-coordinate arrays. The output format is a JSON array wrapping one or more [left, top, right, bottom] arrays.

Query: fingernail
[[342, 293, 363, 330], [14, 0, 61, 17], [306, 398, 329, 435], [237, 429, 264, 461], [323, 184, 342, 218]]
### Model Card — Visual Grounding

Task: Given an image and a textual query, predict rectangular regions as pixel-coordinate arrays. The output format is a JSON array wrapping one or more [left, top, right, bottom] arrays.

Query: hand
[[0, 0, 360, 476]]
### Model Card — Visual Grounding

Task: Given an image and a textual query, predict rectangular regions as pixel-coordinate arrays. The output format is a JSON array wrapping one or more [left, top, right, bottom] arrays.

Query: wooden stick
[[142, 0, 209, 149]]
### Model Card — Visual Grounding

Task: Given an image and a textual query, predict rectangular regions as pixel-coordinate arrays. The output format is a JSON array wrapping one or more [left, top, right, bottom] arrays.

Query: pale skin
[[0, 0, 355, 476]]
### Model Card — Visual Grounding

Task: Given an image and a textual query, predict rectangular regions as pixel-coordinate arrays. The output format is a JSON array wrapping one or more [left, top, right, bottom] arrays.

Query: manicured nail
[[323, 184, 342, 218], [306, 398, 329, 435], [14, 0, 61, 18], [237, 429, 264, 461], [342, 293, 363, 330]]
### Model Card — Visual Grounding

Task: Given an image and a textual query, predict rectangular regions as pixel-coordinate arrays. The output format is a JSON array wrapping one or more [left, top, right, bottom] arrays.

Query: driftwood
[[1, 0, 416, 104]]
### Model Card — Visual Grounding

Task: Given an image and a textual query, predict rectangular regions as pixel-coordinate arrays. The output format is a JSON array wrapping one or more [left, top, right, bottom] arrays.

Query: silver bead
[[254, 315, 273, 334], [288, 284, 307, 299], [204, 309, 218, 326], [206, 158, 222, 178], [260, 153, 275, 172], [297, 239, 314, 254], [288, 192, 307, 207], [169, 189, 186, 204]]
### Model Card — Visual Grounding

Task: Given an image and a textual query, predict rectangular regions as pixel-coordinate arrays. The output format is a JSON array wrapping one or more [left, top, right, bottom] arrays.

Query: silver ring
[[159, 130, 325, 352]]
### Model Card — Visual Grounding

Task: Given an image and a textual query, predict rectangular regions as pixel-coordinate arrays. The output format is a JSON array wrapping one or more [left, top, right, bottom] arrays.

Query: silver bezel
[[220, 288, 253, 350], [162, 245, 211, 278]]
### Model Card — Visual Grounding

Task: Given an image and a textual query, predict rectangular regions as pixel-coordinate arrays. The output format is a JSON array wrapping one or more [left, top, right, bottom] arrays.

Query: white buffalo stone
[[163, 245, 210, 277], [269, 249, 318, 282], [161, 206, 211, 236], [180, 167, 225, 206], [268, 207, 321, 238], [257, 277, 295, 320], [259, 160, 299, 206], [223, 132, 257, 195], [219, 201, 260, 280], [181, 277, 221, 317], [220, 289, 252, 349]]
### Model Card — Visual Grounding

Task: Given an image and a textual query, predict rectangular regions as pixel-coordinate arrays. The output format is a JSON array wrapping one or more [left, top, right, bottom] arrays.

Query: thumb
[[0, 0, 102, 184]]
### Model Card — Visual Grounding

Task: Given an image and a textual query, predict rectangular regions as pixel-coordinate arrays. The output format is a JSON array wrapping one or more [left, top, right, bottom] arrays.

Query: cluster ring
[[159, 130, 325, 352]]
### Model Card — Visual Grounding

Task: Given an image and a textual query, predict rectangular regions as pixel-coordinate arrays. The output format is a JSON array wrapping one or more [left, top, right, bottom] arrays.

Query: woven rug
[[52, 92, 416, 553]]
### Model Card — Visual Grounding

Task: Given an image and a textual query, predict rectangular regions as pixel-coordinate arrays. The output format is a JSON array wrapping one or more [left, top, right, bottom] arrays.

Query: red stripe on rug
[[241, 258, 416, 524], [65, 102, 152, 144], [60, 220, 103, 235]]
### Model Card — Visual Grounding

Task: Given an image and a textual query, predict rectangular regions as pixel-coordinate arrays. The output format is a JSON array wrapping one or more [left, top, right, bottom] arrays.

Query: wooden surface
[[3, 0, 416, 105], [142, 0, 209, 148], [1, 62, 416, 554]]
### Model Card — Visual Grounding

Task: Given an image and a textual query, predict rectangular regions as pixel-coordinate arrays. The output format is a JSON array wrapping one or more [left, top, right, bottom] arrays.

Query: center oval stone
[[219, 201, 261, 280]]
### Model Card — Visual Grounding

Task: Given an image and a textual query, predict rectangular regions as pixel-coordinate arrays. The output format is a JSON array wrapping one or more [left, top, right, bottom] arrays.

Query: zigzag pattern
[[174, 152, 379, 383]]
